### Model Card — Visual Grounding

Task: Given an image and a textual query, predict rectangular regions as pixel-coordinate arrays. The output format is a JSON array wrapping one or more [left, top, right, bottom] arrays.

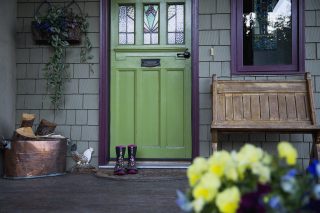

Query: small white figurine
[[71, 144, 94, 165]]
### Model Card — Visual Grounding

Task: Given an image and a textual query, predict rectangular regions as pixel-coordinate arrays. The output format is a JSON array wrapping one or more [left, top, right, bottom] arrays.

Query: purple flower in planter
[[303, 198, 320, 212], [313, 184, 320, 200], [238, 184, 271, 213], [59, 20, 67, 31], [269, 196, 282, 209], [40, 22, 51, 31], [281, 169, 298, 193], [35, 22, 42, 29], [285, 169, 297, 177], [35, 21, 52, 33], [307, 160, 320, 178], [176, 190, 192, 212]]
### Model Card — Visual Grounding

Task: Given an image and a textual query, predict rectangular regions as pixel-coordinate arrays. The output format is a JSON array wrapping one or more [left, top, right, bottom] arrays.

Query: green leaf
[[33, 4, 93, 109]]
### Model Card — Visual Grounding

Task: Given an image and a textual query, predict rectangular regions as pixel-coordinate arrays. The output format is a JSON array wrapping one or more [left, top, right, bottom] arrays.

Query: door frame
[[98, 0, 199, 165]]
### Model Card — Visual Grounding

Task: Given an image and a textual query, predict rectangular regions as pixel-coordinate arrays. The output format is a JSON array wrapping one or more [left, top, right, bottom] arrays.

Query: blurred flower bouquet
[[177, 142, 320, 213]]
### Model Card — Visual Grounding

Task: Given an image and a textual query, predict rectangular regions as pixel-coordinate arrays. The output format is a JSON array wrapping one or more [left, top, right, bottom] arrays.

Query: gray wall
[[16, 0, 100, 169], [0, 0, 17, 175], [199, 0, 320, 170]]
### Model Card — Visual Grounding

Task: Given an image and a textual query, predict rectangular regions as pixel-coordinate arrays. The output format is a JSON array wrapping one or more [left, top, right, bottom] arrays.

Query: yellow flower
[[216, 187, 241, 213], [192, 173, 221, 202], [277, 141, 297, 165], [208, 151, 233, 178], [251, 162, 271, 184], [224, 166, 239, 181], [235, 144, 265, 178], [201, 172, 221, 189], [193, 185, 215, 204], [193, 157, 208, 171], [192, 198, 205, 213], [188, 173, 201, 187], [239, 144, 264, 164], [262, 153, 272, 165], [187, 157, 208, 186]]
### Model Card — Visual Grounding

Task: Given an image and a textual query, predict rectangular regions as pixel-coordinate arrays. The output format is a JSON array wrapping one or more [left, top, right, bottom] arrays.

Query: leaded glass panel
[[144, 4, 159, 44], [119, 5, 135, 44], [167, 4, 184, 44]]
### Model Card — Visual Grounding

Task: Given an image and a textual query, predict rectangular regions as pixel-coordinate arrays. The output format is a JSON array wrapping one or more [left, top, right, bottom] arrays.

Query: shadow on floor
[[0, 173, 188, 213]]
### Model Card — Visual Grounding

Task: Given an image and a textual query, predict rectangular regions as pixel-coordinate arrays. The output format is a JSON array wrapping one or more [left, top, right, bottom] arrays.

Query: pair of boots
[[114, 144, 138, 175]]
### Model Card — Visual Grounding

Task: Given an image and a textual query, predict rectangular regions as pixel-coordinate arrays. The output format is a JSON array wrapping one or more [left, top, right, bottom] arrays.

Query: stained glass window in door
[[119, 5, 135, 44], [144, 4, 159, 44], [168, 4, 184, 44]]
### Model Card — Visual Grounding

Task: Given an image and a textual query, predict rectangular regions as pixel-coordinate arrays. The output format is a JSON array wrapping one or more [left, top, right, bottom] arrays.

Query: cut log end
[[20, 113, 36, 128], [14, 127, 36, 139], [36, 119, 57, 136]]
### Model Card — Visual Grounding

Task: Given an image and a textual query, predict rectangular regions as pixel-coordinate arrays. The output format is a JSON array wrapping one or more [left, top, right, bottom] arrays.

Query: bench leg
[[311, 132, 320, 161], [212, 130, 218, 154]]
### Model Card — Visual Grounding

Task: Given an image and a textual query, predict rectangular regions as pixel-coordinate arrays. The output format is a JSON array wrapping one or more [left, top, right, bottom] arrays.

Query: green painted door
[[110, 0, 191, 159]]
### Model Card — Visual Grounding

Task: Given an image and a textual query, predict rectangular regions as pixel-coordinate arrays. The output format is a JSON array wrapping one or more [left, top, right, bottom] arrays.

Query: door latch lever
[[177, 49, 191, 59]]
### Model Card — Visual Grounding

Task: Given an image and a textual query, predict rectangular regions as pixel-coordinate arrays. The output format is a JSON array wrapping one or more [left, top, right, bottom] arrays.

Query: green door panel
[[140, 70, 160, 148], [113, 70, 136, 146], [110, 0, 192, 159], [166, 70, 185, 147]]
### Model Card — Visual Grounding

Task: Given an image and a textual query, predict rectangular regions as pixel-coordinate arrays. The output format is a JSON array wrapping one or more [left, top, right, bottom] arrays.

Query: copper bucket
[[3, 139, 67, 179]]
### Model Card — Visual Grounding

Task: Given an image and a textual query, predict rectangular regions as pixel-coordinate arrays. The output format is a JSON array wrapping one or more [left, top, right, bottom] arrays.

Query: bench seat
[[211, 73, 320, 160]]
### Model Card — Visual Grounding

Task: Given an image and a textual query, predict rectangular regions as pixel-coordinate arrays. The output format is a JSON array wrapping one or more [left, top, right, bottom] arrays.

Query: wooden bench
[[211, 73, 320, 160]]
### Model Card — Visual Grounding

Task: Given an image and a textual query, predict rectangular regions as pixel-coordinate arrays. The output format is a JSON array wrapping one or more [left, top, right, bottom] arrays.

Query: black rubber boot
[[114, 146, 126, 175], [127, 144, 138, 174]]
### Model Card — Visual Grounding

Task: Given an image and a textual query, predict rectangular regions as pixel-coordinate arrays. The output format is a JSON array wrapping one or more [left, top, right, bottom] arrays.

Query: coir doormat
[[95, 169, 187, 182]]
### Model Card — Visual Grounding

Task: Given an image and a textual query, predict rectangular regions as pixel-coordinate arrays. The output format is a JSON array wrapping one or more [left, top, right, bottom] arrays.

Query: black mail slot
[[141, 59, 160, 67]]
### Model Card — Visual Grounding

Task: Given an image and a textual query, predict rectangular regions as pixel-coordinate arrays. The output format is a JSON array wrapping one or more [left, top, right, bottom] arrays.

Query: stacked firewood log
[[14, 113, 57, 139]]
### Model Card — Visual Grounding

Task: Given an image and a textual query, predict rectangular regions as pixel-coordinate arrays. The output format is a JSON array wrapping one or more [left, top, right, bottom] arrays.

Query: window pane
[[144, 33, 151, 44], [119, 5, 135, 44], [127, 33, 135, 44], [168, 33, 175, 44], [243, 0, 292, 65], [119, 33, 127, 44], [167, 4, 185, 44], [144, 4, 159, 44], [176, 33, 184, 44]]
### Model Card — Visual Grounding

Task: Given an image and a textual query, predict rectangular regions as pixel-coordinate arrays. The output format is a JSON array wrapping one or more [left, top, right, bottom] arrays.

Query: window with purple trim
[[232, 0, 304, 74]]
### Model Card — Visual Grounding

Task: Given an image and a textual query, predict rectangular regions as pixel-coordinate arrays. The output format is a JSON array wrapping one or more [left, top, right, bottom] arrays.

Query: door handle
[[177, 49, 191, 59]]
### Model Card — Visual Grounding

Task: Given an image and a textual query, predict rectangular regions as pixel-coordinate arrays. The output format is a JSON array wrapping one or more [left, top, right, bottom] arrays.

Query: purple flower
[[40, 22, 50, 31], [307, 160, 320, 178], [176, 190, 192, 212], [303, 198, 320, 211], [60, 20, 67, 30], [269, 196, 281, 209], [281, 169, 298, 193], [35, 22, 42, 29], [286, 169, 297, 177], [238, 184, 271, 213], [313, 184, 320, 200]]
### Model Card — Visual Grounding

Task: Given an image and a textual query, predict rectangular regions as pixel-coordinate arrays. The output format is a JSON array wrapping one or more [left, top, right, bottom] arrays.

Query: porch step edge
[[99, 161, 191, 169]]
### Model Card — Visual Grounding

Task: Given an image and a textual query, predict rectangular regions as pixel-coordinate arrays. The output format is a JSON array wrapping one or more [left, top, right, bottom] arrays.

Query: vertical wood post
[[212, 129, 218, 154], [306, 72, 317, 125], [211, 75, 218, 154], [311, 131, 320, 161]]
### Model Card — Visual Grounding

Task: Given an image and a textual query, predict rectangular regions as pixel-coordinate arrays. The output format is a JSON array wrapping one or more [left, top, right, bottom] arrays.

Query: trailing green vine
[[33, 4, 92, 108]]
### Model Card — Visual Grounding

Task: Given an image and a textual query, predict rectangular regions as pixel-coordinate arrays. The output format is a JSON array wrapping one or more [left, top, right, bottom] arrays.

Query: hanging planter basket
[[31, 1, 84, 44], [30, 0, 92, 109], [31, 21, 82, 44]]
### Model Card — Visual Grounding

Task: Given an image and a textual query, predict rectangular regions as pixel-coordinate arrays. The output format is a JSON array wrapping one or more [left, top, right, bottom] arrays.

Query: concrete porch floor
[[0, 173, 188, 213]]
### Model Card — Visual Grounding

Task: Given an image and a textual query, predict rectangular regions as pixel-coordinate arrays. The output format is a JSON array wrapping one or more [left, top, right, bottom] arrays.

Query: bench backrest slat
[[212, 73, 317, 128]]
